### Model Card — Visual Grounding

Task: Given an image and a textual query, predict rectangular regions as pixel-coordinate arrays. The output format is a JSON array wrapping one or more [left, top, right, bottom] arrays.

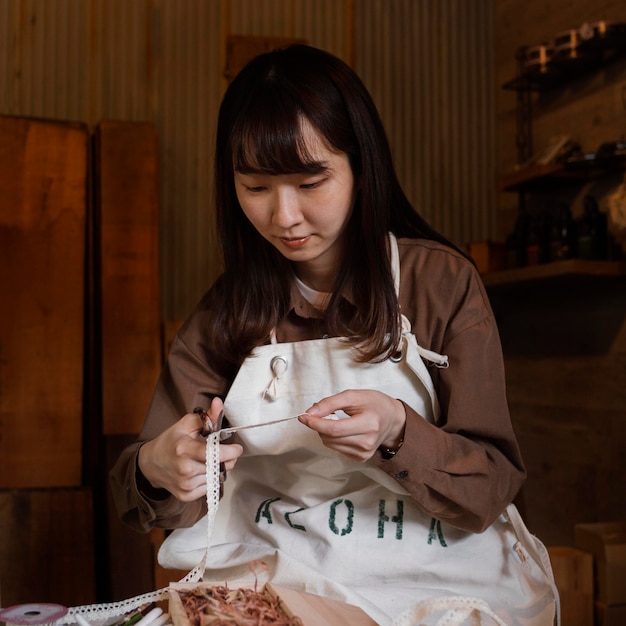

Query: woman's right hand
[[137, 396, 243, 502]]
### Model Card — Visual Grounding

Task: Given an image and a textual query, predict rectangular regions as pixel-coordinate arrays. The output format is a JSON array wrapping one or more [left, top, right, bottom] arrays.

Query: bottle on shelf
[[505, 211, 530, 268], [549, 203, 577, 261], [577, 194, 608, 260], [526, 216, 544, 265]]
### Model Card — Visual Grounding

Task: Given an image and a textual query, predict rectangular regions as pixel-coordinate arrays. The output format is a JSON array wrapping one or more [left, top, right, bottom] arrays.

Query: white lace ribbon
[[55, 432, 222, 624], [58, 418, 300, 624], [391, 596, 509, 626], [58, 419, 510, 626]]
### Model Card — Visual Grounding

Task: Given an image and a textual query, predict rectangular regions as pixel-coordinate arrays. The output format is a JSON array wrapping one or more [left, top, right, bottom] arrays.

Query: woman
[[110, 45, 557, 625]]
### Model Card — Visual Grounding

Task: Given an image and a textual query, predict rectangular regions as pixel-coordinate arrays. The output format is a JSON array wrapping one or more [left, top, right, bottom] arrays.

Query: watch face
[[379, 446, 397, 460], [379, 436, 404, 459]]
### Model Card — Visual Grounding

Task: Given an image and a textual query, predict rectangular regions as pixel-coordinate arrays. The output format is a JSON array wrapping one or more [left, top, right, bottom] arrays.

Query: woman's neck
[[294, 274, 331, 311], [293, 264, 337, 293]]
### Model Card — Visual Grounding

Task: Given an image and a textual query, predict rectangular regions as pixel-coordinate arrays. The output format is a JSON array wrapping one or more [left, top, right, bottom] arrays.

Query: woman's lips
[[280, 236, 310, 249]]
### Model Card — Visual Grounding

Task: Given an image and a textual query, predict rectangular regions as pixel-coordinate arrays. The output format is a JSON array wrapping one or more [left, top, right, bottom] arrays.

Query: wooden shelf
[[481, 259, 626, 288], [502, 30, 626, 93], [500, 163, 565, 191], [500, 159, 625, 192]]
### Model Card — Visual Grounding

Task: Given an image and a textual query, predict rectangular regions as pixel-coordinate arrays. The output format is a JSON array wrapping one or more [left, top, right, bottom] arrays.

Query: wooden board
[[0, 116, 87, 488], [0, 488, 96, 606], [506, 357, 626, 546], [102, 434, 160, 600], [224, 35, 307, 82], [547, 546, 593, 626], [95, 121, 161, 435]]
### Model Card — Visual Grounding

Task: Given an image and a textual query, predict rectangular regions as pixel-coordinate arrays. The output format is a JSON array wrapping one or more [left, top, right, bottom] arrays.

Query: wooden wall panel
[[488, 275, 626, 546], [103, 435, 155, 601], [0, 488, 96, 606], [224, 34, 307, 82], [95, 120, 161, 435], [0, 116, 87, 488]]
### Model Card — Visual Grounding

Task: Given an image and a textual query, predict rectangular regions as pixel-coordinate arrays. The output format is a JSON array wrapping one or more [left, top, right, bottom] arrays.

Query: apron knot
[[262, 355, 288, 399]]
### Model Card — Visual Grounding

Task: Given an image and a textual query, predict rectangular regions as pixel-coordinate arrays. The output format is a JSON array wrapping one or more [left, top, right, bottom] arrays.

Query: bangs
[[232, 96, 329, 176]]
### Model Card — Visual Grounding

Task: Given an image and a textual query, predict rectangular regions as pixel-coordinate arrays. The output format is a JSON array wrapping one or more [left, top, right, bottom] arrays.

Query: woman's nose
[[272, 187, 303, 227]]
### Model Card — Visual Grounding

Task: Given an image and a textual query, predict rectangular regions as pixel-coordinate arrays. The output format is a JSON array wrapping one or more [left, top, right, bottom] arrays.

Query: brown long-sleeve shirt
[[109, 237, 525, 534]]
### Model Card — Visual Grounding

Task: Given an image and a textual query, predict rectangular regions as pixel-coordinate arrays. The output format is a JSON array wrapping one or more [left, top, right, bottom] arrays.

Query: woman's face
[[234, 119, 355, 292]]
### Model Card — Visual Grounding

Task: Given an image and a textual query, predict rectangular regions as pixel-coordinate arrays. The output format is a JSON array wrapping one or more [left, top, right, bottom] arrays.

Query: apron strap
[[389, 231, 401, 296], [270, 232, 449, 370], [389, 233, 448, 368], [504, 504, 562, 625]]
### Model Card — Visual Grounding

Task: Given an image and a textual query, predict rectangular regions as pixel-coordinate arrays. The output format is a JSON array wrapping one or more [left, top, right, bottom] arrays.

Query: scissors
[[193, 407, 227, 482], [194, 406, 300, 439], [193, 406, 224, 437]]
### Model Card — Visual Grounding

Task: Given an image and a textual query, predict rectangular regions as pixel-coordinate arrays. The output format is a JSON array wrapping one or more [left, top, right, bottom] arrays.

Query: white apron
[[159, 235, 558, 626]]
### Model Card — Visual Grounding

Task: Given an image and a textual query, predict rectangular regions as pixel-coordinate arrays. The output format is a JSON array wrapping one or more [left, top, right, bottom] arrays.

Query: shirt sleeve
[[108, 300, 229, 533], [109, 441, 208, 532], [374, 241, 526, 533]]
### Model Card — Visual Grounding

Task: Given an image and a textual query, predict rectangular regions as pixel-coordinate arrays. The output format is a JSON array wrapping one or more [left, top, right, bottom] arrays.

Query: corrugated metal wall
[[355, 0, 496, 244], [0, 0, 494, 322]]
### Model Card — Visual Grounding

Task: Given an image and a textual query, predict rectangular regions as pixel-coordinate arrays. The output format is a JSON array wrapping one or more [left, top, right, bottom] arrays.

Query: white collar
[[294, 275, 331, 311]]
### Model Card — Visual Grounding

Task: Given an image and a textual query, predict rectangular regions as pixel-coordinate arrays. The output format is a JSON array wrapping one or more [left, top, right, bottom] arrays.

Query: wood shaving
[[177, 585, 303, 626]]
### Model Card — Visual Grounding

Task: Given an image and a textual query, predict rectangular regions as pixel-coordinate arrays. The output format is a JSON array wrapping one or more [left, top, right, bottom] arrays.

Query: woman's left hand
[[298, 390, 406, 461]]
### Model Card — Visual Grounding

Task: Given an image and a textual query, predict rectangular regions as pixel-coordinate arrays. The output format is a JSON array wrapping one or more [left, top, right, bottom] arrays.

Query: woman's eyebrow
[[235, 161, 330, 175], [234, 166, 267, 175]]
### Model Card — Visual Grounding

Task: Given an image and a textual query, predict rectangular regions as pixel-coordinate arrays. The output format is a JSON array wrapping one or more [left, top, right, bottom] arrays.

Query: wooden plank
[[488, 274, 626, 358], [224, 35, 307, 82], [151, 527, 189, 590], [547, 547, 593, 626], [0, 488, 96, 606], [95, 121, 161, 435], [507, 378, 626, 546], [499, 163, 564, 191], [0, 116, 87, 488], [103, 435, 155, 600], [482, 259, 626, 287]]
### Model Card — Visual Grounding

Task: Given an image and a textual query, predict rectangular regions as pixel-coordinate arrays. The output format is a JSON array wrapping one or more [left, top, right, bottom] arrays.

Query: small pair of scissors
[[193, 407, 227, 482], [193, 406, 224, 437]]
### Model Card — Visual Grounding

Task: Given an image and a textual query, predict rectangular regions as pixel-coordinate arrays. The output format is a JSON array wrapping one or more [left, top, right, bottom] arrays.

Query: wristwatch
[[378, 437, 404, 460]]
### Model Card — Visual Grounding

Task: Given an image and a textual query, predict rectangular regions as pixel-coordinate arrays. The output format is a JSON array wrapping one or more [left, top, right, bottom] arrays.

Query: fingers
[[297, 390, 407, 462], [209, 396, 225, 432], [138, 434, 207, 500], [218, 442, 243, 471], [192, 406, 212, 436], [138, 409, 243, 502], [298, 390, 363, 436], [303, 389, 362, 418], [192, 397, 224, 436]]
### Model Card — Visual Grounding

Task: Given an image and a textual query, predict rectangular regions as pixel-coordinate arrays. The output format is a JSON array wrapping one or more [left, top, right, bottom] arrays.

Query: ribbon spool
[[0, 604, 68, 626]]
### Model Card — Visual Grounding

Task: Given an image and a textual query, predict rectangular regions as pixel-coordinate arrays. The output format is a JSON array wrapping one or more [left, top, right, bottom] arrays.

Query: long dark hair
[[208, 44, 458, 375]]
